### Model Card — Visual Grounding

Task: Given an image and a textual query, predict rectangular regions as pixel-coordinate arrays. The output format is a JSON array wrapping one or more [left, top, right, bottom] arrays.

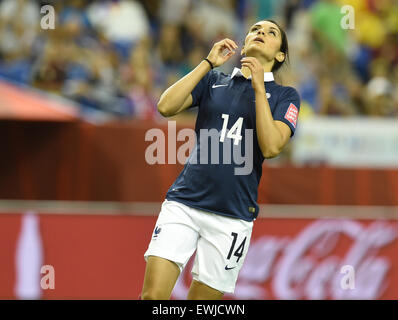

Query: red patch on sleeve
[[284, 103, 298, 128]]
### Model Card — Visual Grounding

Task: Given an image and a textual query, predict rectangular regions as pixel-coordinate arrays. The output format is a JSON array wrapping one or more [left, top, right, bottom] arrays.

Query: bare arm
[[254, 91, 292, 158], [157, 61, 210, 117], [157, 38, 238, 117]]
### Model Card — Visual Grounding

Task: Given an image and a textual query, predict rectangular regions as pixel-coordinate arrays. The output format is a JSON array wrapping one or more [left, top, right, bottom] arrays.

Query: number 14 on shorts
[[225, 232, 247, 270]]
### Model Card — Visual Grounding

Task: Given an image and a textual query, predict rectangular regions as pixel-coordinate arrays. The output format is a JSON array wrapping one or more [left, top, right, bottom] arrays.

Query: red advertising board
[[1, 211, 397, 300]]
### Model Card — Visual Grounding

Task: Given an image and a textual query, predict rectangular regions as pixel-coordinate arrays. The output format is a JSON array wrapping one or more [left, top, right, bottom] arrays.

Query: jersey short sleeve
[[273, 86, 301, 137], [190, 70, 215, 108]]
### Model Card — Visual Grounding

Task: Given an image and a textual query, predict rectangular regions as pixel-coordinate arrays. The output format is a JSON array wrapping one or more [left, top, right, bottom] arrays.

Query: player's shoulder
[[273, 82, 300, 97], [272, 82, 301, 103]]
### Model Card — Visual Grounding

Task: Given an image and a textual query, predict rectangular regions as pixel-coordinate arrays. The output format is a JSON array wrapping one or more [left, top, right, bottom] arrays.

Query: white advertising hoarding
[[292, 117, 398, 167]]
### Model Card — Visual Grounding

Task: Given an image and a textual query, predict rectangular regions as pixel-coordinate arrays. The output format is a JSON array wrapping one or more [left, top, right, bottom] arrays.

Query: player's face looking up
[[241, 20, 287, 72]]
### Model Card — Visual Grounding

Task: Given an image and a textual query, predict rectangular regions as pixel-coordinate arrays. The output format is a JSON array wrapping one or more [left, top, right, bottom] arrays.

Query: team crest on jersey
[[284, 103, 298, 128]]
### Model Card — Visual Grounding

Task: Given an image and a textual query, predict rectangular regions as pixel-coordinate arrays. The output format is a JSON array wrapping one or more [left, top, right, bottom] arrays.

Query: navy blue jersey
[[165, 68, 300, 221]]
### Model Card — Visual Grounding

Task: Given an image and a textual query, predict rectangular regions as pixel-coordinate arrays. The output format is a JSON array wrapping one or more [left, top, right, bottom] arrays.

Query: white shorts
[[144, 199, 253, 294]]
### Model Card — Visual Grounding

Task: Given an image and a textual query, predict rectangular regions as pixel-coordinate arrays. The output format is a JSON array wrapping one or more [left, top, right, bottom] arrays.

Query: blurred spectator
[[0, 0, 39, 83], [156, 24, 184, 67], [158, 0, 191, 25], [31, 39, 69, 93], [191, 0, 236, 43], [310, 0, 348, 54], [366, 58, 395, 116], [0, 0, 39, 60], [121, 36, 157, 118], [87, 0, 150, 59]]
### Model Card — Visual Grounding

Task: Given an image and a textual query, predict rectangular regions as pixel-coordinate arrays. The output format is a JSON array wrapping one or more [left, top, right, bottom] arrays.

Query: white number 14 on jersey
[[220, 113, 243, 146]]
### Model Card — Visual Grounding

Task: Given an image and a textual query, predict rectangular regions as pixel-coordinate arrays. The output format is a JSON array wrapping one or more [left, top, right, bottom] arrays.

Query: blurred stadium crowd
[[0, 0, 397, 120]]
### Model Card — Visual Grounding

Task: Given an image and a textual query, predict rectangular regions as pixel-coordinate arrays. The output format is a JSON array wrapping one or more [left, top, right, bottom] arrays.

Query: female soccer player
[[141, 20, 300, 300]]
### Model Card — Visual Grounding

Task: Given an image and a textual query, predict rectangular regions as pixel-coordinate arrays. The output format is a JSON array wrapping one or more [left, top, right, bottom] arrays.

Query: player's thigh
[[141, 256, 180, 300], [187, 279, 224, 300]]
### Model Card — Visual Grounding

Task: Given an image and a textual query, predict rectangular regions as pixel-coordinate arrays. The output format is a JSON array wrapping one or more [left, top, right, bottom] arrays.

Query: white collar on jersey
[[231, 67, 274, 82]]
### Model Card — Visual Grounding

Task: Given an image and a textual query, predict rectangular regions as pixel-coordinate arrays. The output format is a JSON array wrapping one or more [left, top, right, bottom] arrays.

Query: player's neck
[[240, 55, 273, 78], [240, 64, 273, 79]]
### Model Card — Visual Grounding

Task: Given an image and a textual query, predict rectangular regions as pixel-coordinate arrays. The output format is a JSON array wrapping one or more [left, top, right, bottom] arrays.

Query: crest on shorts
[[153, 226, 162, 238]]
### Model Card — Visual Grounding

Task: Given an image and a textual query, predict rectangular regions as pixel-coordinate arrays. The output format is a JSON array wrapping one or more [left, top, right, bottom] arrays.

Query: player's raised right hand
[[206, 38, 238, 68]]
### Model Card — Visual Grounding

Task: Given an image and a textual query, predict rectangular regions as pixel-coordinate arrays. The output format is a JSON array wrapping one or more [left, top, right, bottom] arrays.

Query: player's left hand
[[240, 57, 265, 93]]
